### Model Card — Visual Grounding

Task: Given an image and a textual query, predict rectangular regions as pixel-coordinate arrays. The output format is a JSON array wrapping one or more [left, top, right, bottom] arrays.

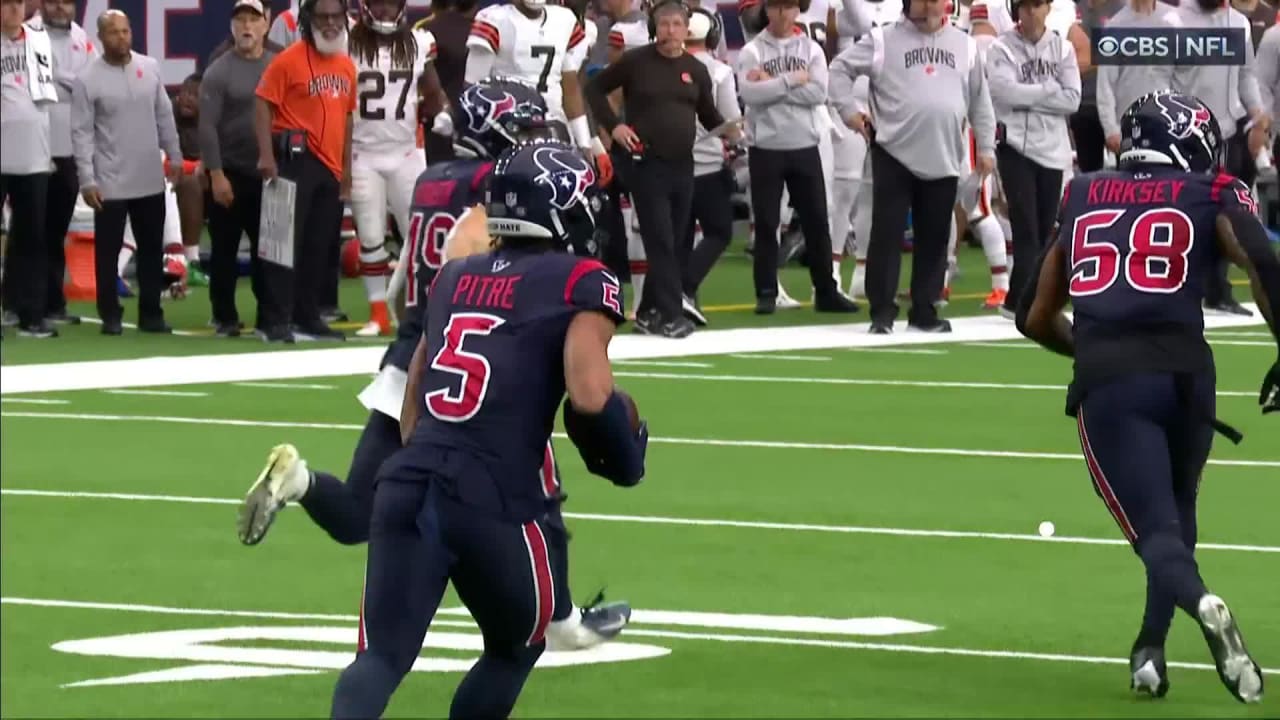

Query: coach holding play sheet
[[829, 0, 996, 335]]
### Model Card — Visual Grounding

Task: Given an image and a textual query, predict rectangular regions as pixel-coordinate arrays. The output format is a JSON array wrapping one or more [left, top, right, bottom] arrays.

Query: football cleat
[[237, 444, 310, 546], [1129, 646, 1170, 698], [1197, 594, 1264, 704], [545, 596, 632, 651], [983, 288, 1007, 310]]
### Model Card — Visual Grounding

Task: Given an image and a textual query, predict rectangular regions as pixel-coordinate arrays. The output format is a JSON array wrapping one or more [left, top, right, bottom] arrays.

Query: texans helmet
[[1118, 91, 1224, 174], [485, 139, 606, 257], [453, 77, 550, 159]]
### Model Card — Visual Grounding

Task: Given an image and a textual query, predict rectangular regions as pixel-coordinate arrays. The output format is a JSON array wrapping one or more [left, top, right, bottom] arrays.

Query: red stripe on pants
[[1076, 409, 1138, 544], [522, 521, 554, 646]]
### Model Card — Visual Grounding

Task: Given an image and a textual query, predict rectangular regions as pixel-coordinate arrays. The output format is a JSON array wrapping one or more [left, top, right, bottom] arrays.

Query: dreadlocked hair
[[348, 21, 418, 70]]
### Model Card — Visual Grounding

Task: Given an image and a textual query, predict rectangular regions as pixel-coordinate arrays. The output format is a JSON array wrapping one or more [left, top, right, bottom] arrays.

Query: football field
[[2, 261, 1278, 718]]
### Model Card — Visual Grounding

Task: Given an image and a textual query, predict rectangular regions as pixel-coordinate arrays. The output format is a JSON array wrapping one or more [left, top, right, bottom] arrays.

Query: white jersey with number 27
[[468, 4, 588, 123], [352, 28, 438, 153]]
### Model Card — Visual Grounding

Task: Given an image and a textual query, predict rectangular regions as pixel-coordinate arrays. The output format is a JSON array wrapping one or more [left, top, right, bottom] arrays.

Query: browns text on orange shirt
[[255, 41, 356, 180]]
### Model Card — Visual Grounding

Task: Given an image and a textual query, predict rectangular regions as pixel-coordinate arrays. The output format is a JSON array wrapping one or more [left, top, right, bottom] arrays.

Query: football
[[616, 389, 640, 431]]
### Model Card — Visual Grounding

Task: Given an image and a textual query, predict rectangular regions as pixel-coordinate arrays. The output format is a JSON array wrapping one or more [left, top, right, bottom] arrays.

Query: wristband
[[569, 114, 593, 150]]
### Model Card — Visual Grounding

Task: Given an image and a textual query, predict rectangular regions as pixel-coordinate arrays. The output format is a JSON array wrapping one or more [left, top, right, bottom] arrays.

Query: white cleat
[[545, 601, 632, 651], [355, 321, 384, 337], [776, 283, 802, 310], [237, 444, 311, 546], [1197, 593, 1264, 704]]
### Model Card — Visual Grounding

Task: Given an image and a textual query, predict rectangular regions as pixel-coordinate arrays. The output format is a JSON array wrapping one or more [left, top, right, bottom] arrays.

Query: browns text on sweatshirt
[[830, 20, 996, 180], [735, 28, 830, 151], [71, 52, 181, 200]]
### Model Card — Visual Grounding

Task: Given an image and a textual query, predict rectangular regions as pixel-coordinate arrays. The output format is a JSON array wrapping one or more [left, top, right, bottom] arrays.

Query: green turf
[[1, 328, 1277, 717]]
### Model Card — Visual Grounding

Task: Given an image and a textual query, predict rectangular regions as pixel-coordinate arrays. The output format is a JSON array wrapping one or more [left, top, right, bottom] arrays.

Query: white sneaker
[[850, 265, 866, 300], [237, 444, 310, 546], [776, 282, 802, 309], [355, 320, 383, 337], [1197, 593, 1264, 704]]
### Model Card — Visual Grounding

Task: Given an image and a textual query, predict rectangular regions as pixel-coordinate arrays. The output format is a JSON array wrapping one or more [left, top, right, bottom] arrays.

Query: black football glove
[[1261, 358, 1280, 414]]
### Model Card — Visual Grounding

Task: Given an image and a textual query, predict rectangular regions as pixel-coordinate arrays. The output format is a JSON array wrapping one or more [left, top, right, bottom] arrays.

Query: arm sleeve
[[784, 42, 828, 106], [1237, 17, 1264, 115], [1256, 28, 1278, 116], [968, 39, 997, 156], [198, 63, 225, 172], [1095, 64, 1120, 139], [564, 21, 589, 71], [465, 46, 495, 83], [838, 0, 874, 40], [1036, 39, 1081, 114], [70, 74, 96, 188], [585, 52, 628, 132], [986, 38, 1058, 109], [693, 62, 726, 130], [467, 8, 503, 54], [567, 258, 626, 325], [828, 33, 875, 121], [735, 44, 791, 106], [155, 72, 183, 166], [715, 66, 743, 125]]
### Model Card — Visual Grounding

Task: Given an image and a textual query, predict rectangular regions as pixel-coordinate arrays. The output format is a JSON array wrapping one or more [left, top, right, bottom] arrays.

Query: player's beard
[[313, 28, 348, 55]]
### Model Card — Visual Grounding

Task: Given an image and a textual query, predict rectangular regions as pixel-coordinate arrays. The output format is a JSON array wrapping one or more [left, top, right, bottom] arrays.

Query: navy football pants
[[1076, 372, 1215, 637], [330, 480, 567, 720]]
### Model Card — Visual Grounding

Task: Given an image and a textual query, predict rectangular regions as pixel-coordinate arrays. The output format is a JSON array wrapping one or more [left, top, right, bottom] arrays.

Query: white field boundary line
[[608, 371, 1261, 399], [102, 389, 208, 398], [0, 398, 69, 405], [233, 382, 338, 390], [3, 488, 1277, 554], [2, 596, 1276, 677], [3, 306, 1263, 395], [3, 411, 1278, 468]]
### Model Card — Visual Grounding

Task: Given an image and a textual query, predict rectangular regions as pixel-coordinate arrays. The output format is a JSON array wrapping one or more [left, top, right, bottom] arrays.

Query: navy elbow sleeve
[[562, 392, 647, 487]]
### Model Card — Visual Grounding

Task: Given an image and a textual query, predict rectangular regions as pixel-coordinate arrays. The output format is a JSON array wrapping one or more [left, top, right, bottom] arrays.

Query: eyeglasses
[[312, 11, 346, 25]]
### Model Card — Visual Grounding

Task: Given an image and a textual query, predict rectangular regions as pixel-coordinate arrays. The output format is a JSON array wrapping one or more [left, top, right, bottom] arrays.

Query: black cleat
[[1130, 646, 1170, 698], [632, 308, 661, 335], [814, 292, 860, 314], [1197, 594, 1263, 703], [1205, 299, 1253, 317], [660, 315, 695, 339], [869, 321, 893, 335], [754, 296, 776, 315], [47, 310, 81, 325], [17, 321, 58, 338], [908, 318, 952, 333], [101, 319, 124, 336]]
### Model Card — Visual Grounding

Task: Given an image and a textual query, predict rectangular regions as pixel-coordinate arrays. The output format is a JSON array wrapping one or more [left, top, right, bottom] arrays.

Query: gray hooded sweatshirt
[[736, 29, 830, 151], [987, 26, 1082, 170], [1095, 2, 1182, 141], [830, 21, 996, 179], [1171, 0, 1263, 139], [1256, 23, 1278, 120]]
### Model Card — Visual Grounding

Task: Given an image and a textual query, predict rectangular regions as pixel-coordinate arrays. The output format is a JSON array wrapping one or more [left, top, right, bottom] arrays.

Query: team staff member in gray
[[1, 0, 56, 338], [39, 0, 95, 327], [1095, 0, 1178, 159], [988, 0, 1080, 316], [72, 9, 181, 336], [830, 0, 996, 334], [201, 0, 275, 338], [680, 7, 742, 321], [738, 0, 859, 315], [1174, 0, 1270, 317], [586, 0, 725, 339], [1259, 23, 1278, 158]]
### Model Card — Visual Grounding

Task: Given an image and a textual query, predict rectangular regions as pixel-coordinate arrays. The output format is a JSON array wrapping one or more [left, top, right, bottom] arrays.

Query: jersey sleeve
[[565, 258, 626, 325], [416, 29, 439, 64], [1213, 173, 1261, 216], [565, 21, 590, 72], [469, 6, 504, 53]]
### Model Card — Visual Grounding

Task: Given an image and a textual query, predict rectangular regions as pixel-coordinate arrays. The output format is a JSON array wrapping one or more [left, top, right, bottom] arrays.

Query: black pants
[[749, 145, 837, 299], [267, 150, 342, 331], [627, 156, 694, 320], [681, 167, 735, 296], [0, 171, 51, 326], [94, 193, 166, 325], [330, 478, 562, 719], [1077, 372, 1214, 635], [207, 168, 267, 328], [1069, 106, 1107, 173], [44, 157, 79, 315], [867, 145, 957, 326], [998, 145, 1063, 313], [1206, 123, 1260, 306]]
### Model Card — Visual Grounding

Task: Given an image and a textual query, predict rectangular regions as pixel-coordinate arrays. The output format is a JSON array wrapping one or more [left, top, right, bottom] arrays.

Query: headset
[[647, 0, 690, 39], [688, 6, 722, 48]]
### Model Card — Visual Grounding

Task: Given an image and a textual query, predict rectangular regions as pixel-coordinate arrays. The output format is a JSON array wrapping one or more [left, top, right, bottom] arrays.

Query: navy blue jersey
[[382, 159, 493, 371], [403, 247, 625, 521], [1058, 168, 1259, 387]]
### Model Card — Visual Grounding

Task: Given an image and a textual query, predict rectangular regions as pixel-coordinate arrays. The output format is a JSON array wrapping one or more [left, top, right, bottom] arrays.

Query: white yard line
[[4, 306, 1263, 395], [4, 410, 1277, 467], [849, 348, 949, 355], [729, 354, 832, 361], [0, 398, 69, 405], [3, 488, 1276, 553], [1204, 331, 1271, 338], [233, 382, 338, 390], [2, 596, 1275, 677], [612, 360, 715, 369], [964, 342, 1038, 349], [102, 389, 208, 398]]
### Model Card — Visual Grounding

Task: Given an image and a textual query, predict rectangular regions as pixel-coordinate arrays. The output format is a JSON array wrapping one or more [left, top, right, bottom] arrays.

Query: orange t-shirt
[[255, 41, 356, 181]]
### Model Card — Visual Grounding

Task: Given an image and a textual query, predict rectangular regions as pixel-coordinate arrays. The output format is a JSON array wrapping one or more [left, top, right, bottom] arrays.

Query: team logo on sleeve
[[532, 147, 595, 210]]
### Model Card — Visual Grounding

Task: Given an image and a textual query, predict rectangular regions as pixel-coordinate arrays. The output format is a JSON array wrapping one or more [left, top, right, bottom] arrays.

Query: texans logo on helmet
[[532, 147, 595, 210], [1153, 93, 1213, 142], [465, 87, 518, 134]]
